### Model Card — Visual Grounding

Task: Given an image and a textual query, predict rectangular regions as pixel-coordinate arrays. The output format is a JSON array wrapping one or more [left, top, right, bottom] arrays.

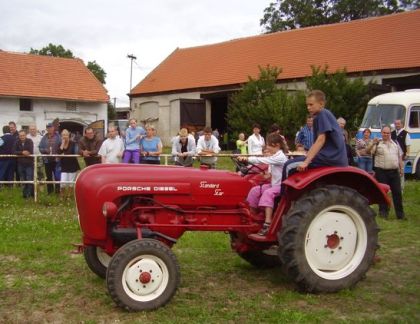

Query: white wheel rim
[[96, 247, 111, 267], [122, 254, 169, 302], [305, 205, 367, 280]]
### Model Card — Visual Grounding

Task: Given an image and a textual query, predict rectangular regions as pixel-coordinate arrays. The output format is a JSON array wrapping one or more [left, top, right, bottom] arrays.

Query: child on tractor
[[283, 90, 348, 179], [239, 133, 288, 235]]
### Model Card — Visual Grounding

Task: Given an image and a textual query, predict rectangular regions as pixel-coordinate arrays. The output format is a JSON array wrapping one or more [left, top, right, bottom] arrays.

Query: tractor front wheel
[[106, 239, 180, 311], [84, 246, 111, 279], [278, 185, 378, 293]]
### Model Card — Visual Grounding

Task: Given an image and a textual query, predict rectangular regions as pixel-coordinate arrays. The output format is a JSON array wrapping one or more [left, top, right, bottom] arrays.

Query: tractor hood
[[75, 164, 253, 241]]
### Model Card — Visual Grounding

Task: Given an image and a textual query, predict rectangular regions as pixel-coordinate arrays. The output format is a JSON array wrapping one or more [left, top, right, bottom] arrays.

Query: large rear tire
[[278, 185, 378, 293], [415, 159, 420, 179], [84, 246, 111, 279], [106, 239, 180, 311]]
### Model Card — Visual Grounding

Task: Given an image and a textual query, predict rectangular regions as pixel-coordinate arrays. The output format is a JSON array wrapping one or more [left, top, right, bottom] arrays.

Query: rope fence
[[0, 152, 304, 202]]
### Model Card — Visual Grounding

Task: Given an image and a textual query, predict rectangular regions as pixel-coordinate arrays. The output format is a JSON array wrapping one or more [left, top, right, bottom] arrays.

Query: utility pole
[[127, 54, 137, 91]]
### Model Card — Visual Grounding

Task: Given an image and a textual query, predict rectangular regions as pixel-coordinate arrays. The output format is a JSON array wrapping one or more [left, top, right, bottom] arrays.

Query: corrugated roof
[[0, 51, 109, 102], [131, 10, 420, 96]]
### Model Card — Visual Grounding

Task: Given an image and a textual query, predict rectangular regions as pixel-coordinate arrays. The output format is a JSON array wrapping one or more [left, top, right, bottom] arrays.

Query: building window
[[409, 106, 420, 128], [20, 99, 33, 111], [66, 102, 78, 111]]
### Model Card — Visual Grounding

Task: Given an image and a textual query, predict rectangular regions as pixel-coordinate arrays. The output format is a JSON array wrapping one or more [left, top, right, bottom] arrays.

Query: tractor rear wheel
[[415, 159, 420, 179], [106, 239, 180, 311], [84, 246, 111, 279], [230, 232, 280, 268], [278, 185, 378, 293]]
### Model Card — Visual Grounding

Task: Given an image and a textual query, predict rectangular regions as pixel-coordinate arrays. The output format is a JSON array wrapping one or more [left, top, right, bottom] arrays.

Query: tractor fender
[[282, 166, 390, 206]]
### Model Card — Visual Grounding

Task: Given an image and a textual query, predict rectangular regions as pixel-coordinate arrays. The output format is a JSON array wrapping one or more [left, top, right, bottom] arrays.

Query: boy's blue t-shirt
[[312, 108, 348, 167], [141, 136, 161, 161]]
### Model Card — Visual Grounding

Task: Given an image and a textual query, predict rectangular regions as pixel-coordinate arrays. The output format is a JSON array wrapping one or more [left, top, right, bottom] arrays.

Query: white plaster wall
[[131, 92, 203, 145], [0, 97, 107, 134]]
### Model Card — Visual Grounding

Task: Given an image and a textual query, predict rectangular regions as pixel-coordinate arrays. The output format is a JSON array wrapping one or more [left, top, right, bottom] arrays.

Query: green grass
[[0, 174, 419, 323]]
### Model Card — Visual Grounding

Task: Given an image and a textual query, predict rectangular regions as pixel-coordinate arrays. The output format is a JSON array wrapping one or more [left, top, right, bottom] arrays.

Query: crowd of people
[[0, 91, 410, 224]]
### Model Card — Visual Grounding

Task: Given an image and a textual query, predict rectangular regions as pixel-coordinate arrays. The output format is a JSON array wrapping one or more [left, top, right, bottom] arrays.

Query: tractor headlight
[[102, 202, 117, 218]]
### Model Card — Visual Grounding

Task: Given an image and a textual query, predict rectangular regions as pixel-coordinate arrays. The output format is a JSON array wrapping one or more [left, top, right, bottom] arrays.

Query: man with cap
[[39, 123, 61, 194]]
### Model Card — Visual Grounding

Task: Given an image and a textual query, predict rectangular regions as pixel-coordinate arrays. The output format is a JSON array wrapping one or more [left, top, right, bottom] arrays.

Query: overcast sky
[[0, 0, 269, 107]]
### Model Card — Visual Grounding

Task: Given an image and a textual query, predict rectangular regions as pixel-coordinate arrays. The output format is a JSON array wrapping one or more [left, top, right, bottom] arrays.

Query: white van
[[357, 90, 420, 177]]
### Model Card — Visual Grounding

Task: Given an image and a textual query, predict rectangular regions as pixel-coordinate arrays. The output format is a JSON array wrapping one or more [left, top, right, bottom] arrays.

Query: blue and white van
[[357, 90, 420, 177]]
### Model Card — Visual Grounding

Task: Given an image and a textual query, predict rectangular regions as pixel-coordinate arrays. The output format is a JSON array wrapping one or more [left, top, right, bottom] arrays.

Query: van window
[[361, 104, 405, 129], [409, 106, 420, 128]]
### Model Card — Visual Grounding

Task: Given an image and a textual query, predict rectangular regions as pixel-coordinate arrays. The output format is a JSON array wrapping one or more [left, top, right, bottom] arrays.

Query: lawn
[[0, 161, 419, 323]]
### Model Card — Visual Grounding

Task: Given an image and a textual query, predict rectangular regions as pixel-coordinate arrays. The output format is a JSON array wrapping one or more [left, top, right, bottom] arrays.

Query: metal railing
[[0, 152, 304, 202]]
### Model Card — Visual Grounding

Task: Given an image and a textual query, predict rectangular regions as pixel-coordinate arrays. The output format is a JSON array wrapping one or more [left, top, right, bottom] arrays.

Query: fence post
[[33, 156, 38, 203]]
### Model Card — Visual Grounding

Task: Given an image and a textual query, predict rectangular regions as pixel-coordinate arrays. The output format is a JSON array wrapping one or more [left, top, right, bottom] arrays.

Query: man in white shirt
[[248, 123, 265, 155], [99, 126, 125, 163], [27, 124, 43, 180], [196, 127, 221, 169], [367, 125, 405, 220]]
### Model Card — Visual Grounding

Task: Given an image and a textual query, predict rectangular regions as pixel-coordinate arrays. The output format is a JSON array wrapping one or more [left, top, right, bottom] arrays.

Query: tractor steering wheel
[[231, 156, 266, 175]]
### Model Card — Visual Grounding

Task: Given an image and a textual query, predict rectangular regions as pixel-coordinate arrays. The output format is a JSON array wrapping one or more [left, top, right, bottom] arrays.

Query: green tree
[[260, 0, 419, 32], [227, 66, 306, 140], [227, 65, 372, 143], [305, 66, 373, 131], [87, 60, 106, 84], [107, 101, 117, 120], [29, 43, 107, 85], [30, 43, 74, 58]]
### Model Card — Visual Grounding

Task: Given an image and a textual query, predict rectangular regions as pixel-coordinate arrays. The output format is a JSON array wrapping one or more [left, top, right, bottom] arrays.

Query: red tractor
[[75, 162, 389, 311]]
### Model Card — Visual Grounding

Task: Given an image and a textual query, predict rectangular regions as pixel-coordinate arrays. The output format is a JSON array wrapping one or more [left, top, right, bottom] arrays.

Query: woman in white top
[[247, 123, 265, 155]]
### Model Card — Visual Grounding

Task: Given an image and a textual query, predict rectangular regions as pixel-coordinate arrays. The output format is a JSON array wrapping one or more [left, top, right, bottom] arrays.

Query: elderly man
[[27, 124, 43, 181], [391, 119, 410, 160], [196, 127, 221, 169], [79, 127, 102, 166], [367, 125, 405, 220], [98, 126, 125, 163], [337, 117, 349, 144]]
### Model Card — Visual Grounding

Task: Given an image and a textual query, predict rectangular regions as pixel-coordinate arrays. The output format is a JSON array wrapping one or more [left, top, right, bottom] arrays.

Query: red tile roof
[[131, 10, 420, 96], [0, 51, 109, 102]]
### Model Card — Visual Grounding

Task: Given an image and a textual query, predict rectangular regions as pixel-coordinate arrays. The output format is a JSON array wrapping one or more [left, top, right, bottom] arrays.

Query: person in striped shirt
[[295, 115, 314, 151]]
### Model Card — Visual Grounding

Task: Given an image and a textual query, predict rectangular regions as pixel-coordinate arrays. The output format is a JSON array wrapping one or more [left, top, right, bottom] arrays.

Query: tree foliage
[[87, 60, 107, 84], [227, 66, 306, 140], [260, 0, 419, 32], [107, 101, 117, 120], [30, 43, 74, 58], [305, 66, 373, 130], [227, 65, 372, 142], [29, 43, 107, 85]]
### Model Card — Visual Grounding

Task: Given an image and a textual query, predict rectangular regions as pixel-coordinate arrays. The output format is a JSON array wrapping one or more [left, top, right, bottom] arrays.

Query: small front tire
[[84, 246, 111, 279], [106, 239, 180, 311]]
